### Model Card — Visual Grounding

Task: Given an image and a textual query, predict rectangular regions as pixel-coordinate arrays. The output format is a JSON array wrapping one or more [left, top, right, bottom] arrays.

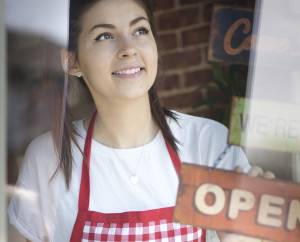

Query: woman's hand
[[216, 232, 274, 242], [245, 166, 275, 179], [216, 166, 276, 242]]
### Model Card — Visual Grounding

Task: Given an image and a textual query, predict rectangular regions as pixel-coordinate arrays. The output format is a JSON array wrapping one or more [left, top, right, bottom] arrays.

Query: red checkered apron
[[70, 113, 206, 242]]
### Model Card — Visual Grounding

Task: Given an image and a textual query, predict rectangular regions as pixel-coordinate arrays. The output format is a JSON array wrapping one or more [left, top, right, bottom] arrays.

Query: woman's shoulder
[[27, 119, 84, 156], [167, 110, 228, 138], [23, 131, 56, 165], [166, 110, 229, 157], [17, 131, 58, 183], [167, 110, 249, 170]]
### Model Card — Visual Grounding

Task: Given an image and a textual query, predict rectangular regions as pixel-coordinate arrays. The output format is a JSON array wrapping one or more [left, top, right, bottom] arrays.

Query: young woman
[[8, 0, 274, 241]]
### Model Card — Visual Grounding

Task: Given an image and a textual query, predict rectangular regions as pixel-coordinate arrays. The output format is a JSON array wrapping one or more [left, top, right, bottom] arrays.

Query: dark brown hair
[[53, 0, 180, 189]]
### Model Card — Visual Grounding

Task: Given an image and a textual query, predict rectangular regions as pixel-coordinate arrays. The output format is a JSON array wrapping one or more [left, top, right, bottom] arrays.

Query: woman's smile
[[112, 66, 146, 79]]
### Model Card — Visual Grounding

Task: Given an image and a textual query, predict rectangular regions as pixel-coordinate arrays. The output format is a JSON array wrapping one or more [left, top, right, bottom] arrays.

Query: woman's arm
[[26, 240, 32, 242]]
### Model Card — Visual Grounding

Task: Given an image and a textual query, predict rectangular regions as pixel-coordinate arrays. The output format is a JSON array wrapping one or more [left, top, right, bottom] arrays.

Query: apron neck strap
[[78, 112, 181, 211], [165, 141, 181, 175], [78, 112, 96, 211]]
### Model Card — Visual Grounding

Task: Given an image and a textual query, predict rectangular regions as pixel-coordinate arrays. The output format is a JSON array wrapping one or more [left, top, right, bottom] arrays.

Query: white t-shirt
[[7, 111, 251, 242]]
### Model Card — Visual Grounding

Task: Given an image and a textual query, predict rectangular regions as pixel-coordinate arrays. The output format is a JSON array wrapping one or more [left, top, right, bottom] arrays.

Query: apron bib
[[70, 113, 206, 242]]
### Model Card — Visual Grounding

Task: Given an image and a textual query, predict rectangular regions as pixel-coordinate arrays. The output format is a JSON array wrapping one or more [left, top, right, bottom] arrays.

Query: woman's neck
[[84, 96, 159, 149]]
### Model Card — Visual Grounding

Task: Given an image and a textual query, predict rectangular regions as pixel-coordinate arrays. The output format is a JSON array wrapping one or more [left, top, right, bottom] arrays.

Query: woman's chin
[[111, 80, 153, 101], [113, 87, 151, 102]]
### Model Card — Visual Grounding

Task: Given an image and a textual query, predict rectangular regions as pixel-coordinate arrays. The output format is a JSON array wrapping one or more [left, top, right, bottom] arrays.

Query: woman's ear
[[60, 49, 83, 78]]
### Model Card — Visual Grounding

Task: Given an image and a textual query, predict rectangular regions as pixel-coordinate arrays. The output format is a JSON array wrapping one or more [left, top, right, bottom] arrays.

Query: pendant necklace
[[112, 146, 145, 186]]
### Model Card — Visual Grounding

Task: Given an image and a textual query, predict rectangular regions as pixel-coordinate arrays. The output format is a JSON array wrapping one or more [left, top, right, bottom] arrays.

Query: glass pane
[[0, 0, 7, 240], [6, 0, 68, 241], [4, 0, 300, 242]]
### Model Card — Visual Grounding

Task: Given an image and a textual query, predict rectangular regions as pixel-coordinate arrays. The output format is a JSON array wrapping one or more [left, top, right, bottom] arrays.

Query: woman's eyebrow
[[130, 16, 149, 27], [89, 16, 149, 33]]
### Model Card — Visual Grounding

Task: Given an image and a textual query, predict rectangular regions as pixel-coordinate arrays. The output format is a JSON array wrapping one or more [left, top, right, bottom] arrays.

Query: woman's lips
[[112, 67, 145, 79]]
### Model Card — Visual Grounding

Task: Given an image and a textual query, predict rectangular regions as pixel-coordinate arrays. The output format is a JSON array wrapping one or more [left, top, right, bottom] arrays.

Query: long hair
[[52, 0, 180, 189]]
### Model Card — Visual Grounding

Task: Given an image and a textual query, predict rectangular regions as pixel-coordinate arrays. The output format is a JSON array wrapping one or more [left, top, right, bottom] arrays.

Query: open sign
[[174, 164, 300, 242]]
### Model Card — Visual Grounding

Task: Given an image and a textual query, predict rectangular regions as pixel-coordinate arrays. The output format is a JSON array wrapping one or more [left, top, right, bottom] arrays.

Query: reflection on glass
[[244, 0, 300, 183], [6, 0, 68, 241], [4, 0, 300, 242]]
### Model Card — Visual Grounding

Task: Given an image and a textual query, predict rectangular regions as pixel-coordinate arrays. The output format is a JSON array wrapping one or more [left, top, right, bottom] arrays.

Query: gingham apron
[[70, 113, 206, 242]]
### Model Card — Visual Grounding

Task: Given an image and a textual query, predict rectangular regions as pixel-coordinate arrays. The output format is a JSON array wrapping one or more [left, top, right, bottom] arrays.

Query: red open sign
[[174, 164, 300, 242]]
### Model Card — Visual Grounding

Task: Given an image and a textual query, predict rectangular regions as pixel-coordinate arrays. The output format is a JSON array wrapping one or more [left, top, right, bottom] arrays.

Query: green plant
[[201, 62, 248, 126]]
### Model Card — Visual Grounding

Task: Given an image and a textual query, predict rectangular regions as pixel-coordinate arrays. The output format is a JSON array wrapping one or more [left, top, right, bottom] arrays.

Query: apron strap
[[165, 141, 181, 176], [78, 112, 96, 211]]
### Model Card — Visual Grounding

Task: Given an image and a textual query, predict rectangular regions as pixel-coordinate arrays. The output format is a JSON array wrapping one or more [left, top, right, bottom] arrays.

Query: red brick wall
[[154, 0, 255, 118]]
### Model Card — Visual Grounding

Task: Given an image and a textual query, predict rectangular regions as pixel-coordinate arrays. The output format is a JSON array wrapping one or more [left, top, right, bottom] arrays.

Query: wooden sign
[[174, 164, 300, 242], [229, 97, 300, 152], [208, 6, 254, 64]]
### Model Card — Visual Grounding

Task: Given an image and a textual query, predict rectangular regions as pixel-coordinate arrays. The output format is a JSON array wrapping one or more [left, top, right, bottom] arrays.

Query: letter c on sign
[[194, 183, 225, 215], [224, 18, 252, 55]]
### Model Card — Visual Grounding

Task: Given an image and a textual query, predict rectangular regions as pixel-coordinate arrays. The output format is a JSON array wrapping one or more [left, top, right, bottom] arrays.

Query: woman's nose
[[117, 39, 138, 59]]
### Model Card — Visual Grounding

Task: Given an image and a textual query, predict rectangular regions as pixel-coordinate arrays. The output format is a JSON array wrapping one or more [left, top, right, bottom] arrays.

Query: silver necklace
[[112, 147, 145, 185]]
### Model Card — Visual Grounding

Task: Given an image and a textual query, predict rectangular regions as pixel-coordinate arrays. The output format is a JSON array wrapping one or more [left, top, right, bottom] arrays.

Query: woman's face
[[75, 0, 158, 103]]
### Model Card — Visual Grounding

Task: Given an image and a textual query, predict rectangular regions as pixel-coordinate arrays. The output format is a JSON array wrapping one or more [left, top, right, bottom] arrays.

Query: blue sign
[[208, 6, 254, 64]]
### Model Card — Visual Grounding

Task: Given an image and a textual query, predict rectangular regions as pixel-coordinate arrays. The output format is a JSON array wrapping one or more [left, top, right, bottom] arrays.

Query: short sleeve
[[7, 134, 54, 242], [199, 121, 251, 172], [178, 113, 251, 172]]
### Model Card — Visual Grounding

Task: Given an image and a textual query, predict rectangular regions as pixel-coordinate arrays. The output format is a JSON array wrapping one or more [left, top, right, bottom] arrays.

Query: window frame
[[0, 0, 7, 240]]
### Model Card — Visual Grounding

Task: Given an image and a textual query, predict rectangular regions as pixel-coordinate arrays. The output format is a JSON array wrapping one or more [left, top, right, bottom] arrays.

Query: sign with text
[[229, 97, 300, 152], [174, 164, 300, 242], [208, 6, 254, 64]]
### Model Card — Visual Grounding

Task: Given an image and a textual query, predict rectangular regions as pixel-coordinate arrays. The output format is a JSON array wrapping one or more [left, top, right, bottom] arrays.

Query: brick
[[184, 69, 213, 87], [202, 46, 208, 62], [245, 0, 256, 8], [188, 104, 228, 121], [154, 0, 175, 11], [161, 90, 203, 109], [179, 0, 203, 6], [157, 8, 200, 31], [206, 88, 228, 102], [187, 107, 209, 117], [161, 49, 202, 70], [158, 33, 178, 51], [203, 2, 214, 22], [156, 74, 180, 91], [181, 25, 210, 47]]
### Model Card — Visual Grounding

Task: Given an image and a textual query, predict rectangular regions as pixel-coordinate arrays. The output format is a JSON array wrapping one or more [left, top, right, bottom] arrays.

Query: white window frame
[[292, 154, 300, 182], [0, 0, 7, 240]]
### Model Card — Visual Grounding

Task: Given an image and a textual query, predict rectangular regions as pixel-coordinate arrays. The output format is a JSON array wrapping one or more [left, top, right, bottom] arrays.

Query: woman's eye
[[134, 27, 149, 36], [95, 33, 114, 41]]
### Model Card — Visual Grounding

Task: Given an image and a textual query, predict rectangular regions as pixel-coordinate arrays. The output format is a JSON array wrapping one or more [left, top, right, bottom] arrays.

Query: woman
[[7, 0, 273, 241]]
